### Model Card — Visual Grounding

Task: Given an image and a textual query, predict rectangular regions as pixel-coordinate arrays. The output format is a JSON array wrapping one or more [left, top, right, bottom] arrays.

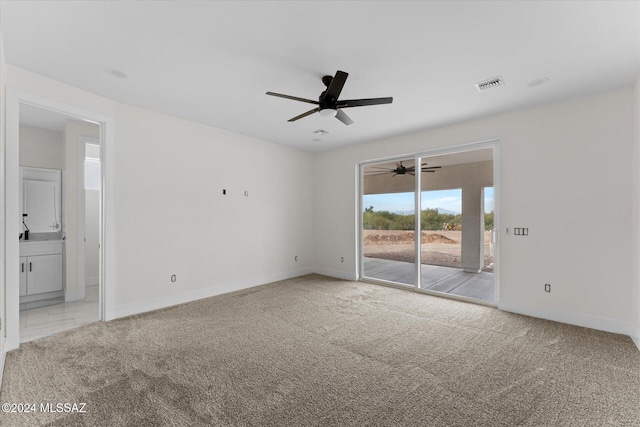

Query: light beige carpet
[[1, 274, 639, 426]]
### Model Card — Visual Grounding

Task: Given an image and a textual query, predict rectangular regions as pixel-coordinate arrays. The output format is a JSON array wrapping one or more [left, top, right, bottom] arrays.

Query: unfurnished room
[[0, 1, 639, 426]]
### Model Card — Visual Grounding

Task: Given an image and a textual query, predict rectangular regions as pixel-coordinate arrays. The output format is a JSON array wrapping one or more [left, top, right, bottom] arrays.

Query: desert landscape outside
[[362, 229, 494, 272]]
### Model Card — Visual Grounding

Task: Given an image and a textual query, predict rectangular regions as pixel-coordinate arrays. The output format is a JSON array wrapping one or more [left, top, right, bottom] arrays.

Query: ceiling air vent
[[475, 76, 505, 92]]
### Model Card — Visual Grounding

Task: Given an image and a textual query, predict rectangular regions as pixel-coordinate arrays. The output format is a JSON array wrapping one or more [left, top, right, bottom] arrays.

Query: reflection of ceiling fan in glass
[[365, 161, 441, 177]]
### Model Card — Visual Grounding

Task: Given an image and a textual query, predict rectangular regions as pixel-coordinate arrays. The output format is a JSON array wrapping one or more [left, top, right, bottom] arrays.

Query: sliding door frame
[[358, 139, 500, 305]]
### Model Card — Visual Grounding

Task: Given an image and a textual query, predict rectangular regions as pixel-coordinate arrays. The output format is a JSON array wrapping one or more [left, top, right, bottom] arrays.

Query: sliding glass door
[[360, 146, 497, 305]]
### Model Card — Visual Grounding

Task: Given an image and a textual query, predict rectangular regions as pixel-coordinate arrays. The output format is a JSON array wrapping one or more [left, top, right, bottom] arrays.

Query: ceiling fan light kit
[[319, 108, 337, 118], [266, 70, 393, 126]]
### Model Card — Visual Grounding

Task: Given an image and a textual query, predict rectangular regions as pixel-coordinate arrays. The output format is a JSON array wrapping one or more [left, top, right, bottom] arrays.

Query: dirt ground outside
[[363, 230, 494, 271]]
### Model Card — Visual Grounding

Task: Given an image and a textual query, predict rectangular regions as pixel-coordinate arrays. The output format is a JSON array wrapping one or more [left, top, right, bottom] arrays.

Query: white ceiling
[[19, 103, 75, 131], [2, 1, 639, 152]]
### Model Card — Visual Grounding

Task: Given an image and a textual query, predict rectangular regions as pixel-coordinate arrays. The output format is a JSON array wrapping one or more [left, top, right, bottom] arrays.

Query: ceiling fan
[[266, 70, 393, 125], [365, 161, 441, 177]]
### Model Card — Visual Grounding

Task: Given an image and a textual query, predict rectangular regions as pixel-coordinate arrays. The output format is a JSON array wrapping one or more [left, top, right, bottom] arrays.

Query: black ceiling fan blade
[[338, 97, 393, 108], [421, 166, 442, 170], [266, 92, 319, 105], [288, 107, 320, 122], [422, 170, 436, 172], [335, 108, 353, 126], [323, 70, 348, 102]]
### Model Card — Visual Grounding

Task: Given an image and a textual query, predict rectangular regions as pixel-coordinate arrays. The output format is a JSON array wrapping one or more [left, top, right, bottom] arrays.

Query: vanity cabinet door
[[19, 256, 27, 297], [26, 254, 63, 295]]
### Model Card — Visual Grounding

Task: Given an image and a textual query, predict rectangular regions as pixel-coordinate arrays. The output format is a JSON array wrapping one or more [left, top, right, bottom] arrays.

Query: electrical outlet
[[340, 257, 344, 263], [222, 189, 226, 195], [544, 283, 551, 293], [171, 274, 177, 282]]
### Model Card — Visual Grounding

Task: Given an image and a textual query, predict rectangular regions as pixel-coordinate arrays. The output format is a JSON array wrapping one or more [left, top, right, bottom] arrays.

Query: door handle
[[21, 262, 24, 273], [29, 262, 32, 272]]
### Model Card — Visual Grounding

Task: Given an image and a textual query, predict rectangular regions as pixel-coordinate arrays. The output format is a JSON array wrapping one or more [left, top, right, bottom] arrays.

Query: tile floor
[[20, 285, 100, 343]]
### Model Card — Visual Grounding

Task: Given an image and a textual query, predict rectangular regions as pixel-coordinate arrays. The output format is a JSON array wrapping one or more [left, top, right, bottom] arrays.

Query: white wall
[[4, 65, 314, 317], [0, 26, 7, 380], [314, 87, 635, 334], [18, 125, 63, 169], [632, 74, 640, 349]]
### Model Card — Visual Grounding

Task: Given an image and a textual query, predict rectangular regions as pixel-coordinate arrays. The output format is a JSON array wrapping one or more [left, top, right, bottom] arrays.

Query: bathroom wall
[[19, 126, 64, 240], [19, 125, 63, 169], [85, 144, 100, 286]]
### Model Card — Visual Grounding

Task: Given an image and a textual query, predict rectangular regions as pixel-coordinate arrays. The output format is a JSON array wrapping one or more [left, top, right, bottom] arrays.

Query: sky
[[364, 187, 494, 214]]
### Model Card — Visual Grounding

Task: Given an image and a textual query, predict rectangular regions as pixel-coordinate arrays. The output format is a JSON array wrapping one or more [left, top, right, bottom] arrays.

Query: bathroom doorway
[[16, 104, 101, 342], [4, 89, 114, 351]]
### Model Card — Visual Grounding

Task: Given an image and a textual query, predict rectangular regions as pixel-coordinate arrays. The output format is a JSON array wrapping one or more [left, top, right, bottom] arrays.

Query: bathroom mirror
[[20, 167, 62, 234]]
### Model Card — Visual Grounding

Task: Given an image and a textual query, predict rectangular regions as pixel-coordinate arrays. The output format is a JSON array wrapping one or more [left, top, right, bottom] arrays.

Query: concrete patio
[[363, 257, 494, 303]]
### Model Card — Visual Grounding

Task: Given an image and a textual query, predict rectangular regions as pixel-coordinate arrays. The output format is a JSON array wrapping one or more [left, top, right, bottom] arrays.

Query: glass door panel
[[483, 187, 495, 273], [417, 151, 495, 303], [419, 188, 463, 292], [361, 159, 416, 286]]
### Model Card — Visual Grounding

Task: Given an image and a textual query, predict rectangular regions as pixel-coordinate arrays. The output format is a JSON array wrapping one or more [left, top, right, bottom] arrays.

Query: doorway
[[4, 89, 114, 351], [17, 105, 101, 342], [359, 142, 498, 305]]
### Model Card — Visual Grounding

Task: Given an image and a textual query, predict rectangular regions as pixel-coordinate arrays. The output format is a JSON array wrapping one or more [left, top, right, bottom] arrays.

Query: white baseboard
[[65, 290, 85, 302], [498, 299, 633, 337], [631, 326, 640, 352], [114, 268, 314, 319], [312, 267, 358, 282]]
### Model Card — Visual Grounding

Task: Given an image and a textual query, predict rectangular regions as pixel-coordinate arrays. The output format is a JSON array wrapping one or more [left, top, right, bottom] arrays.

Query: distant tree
[[363, 209, 467, 231], [484, 211, 494, 230]]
